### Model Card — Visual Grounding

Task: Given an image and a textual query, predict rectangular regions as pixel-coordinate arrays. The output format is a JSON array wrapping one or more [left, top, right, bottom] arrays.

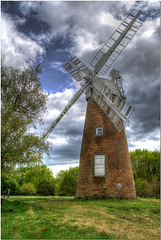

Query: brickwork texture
[[76, 97, 136, 199]]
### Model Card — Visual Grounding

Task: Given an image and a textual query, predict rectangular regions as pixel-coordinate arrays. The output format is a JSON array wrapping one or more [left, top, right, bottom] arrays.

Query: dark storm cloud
[[43, 124, 84, 166], [46, 138, 82, 166], [128, 142, 137, 149], [49, 119, 85, 139], [127, 82, 160, 135], [132, 1, 160, 20], [111, 21, 160, 80], [15, 1, 132, 58], [149, 136, 160, 142]]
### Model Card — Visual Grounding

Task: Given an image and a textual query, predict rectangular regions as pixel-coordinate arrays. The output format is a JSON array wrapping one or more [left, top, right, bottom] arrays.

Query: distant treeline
[[1, 164, 79, 197], [1, 149, 160, 199]]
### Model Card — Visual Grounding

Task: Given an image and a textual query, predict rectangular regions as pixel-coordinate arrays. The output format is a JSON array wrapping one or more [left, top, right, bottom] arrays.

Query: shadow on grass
[[1, 199, 30, 213]]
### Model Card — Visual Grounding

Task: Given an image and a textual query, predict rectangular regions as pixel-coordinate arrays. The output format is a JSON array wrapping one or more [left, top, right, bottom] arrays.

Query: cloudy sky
[[1, 1, 160, 175]]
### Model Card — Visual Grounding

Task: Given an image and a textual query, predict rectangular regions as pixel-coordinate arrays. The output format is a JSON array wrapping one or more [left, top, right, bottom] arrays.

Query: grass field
[[1, 196, 160, 239]]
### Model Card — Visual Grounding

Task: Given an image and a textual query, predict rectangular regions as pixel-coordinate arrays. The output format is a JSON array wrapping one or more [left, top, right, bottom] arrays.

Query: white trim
[[94, 155, 105, 176], [96, 127, 103, 136]]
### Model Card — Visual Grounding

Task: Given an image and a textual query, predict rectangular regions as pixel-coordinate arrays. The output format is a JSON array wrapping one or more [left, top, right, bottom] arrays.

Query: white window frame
[[117, 183, 121, 189], [96, 127, 103, 136], [94, 155, 105, 177]]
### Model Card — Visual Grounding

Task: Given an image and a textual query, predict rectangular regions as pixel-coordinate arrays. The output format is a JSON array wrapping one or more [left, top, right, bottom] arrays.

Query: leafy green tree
[[36, 178, 55, 196], [57, 167, 79, 196], [130, 149, 160, 198], [1, 65, 49, 173], [23, 164, 55, 196], [20, 183, 37, 195], [1, 65, 47, 122], [13, 167, 31, 186], [55, 170, 66, 195]]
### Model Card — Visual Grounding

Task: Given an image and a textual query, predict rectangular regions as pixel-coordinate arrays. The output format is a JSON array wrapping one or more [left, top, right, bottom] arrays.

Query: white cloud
[[45, 86, 86, 127], [29, 31, 53, 45], [1, 12, 45, 68], [101, 13, 120, 26], [128, 135, 160, 152], [50, 62, 67, 74]]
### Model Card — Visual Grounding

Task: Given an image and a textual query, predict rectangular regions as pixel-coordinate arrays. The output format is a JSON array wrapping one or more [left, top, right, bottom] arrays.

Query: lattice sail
[[90, 79, 135, 132], [90, 9, 147, 75], [64, 56, 93, 82]]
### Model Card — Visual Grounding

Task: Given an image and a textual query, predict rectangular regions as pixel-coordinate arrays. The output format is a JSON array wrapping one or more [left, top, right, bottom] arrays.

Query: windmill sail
[[64, 56, 93, 82], [90, 9, 147, 75], [90, 78, 134, 131]]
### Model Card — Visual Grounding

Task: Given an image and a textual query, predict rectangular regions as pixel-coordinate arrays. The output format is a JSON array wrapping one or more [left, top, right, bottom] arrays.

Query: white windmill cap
[[95, 77, 121, 95]]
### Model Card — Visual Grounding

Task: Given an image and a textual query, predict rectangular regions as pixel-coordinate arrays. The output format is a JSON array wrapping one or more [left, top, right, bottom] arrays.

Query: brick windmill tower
[[43, 10, 147, 198]]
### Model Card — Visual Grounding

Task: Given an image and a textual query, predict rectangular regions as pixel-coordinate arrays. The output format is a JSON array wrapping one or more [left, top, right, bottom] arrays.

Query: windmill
[[43, 9, 147, 198]]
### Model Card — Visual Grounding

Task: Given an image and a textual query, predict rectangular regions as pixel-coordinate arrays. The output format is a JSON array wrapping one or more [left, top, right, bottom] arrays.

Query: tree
[[54, 170, 66, 195], [23, 164, 55, 196], [57, 167, 79, 196], [130, 149, 160, 181], [130, 149, 160, 198], [12, 167, 31, 186], [1, 65, 47, 122], [1, 65, 49, 173], [36, 178, 55, 196]]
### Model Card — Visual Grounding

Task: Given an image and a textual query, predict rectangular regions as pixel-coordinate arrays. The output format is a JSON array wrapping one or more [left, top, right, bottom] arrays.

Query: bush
[[135, 176, 160, 199], [143, 175, 160, 198], [20, 183, 37, 195], [135, 178, 148, 197]]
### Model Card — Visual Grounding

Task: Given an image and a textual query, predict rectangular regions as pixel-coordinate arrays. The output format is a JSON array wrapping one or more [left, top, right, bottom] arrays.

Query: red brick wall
[[76, 97, 136, 199]]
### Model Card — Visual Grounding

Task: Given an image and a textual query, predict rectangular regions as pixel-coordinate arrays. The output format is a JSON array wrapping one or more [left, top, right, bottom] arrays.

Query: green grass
[[1, 196, 160, 239]]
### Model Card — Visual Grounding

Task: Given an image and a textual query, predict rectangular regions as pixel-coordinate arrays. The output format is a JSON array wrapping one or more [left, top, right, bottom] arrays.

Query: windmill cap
[[95, 77, 120, 95]]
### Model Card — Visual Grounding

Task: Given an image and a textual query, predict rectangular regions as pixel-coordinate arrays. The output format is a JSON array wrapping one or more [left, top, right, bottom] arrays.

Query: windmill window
[[94, 155, 105, 176], [96, 127, 103, 136], [117, 183, 121, 189]]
